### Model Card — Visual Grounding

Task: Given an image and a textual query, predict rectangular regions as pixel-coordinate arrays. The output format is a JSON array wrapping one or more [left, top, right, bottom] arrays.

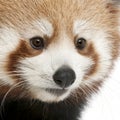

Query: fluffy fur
[[0, 0, 120, 120]]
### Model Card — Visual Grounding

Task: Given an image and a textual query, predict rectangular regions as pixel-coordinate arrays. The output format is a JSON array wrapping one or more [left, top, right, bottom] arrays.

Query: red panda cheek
[[5, 40, 42, 82], [77, 42, 99, 79]]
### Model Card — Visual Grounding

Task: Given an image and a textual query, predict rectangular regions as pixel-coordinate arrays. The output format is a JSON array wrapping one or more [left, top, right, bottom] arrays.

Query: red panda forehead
[[0, 0, 117, 29]]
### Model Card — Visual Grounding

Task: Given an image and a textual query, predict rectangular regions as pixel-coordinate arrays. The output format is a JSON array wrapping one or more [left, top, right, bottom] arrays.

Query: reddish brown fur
[[0, 85, 30, 100]]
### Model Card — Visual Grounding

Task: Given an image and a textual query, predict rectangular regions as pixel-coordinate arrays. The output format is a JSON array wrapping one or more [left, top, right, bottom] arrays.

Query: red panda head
[[0, 0, 120, 103]]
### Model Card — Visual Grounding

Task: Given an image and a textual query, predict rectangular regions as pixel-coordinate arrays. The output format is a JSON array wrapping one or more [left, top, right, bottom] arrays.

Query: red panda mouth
[[45, 88, 68, 96]]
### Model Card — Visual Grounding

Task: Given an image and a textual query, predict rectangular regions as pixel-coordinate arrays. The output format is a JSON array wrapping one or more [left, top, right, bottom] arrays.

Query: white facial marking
[[0, 27, 20, 85], [34, 19, 53, 36], [22, 19, 53, 39], [73, 20, 93, 36], [31, 87, 71, 102]]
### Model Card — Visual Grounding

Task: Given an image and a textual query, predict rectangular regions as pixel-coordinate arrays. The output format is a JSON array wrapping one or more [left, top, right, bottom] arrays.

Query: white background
[[81, 57, 120, 120]]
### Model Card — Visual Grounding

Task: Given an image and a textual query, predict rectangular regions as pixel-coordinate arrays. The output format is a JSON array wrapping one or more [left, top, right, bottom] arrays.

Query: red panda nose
[[53, 66, 76, 88]]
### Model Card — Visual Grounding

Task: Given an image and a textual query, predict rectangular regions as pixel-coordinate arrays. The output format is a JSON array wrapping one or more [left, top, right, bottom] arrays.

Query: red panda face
[[0, 0, 120, 102]]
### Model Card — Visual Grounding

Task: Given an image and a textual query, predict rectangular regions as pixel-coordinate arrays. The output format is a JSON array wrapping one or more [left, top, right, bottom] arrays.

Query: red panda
[[0, 0, 120, 120]]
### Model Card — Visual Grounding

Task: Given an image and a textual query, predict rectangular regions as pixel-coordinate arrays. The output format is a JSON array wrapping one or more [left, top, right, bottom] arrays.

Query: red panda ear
[[113, 0, 120, 4], [107, 0, 120, 48], [112, 0, 120, 33], [112, 0, 120, 49], [109, 0, 120, 4], [106, 1, 119, 14]]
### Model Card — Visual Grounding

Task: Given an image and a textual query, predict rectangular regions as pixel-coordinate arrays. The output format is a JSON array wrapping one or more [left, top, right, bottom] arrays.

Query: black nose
[[53, 66, 76, 88]]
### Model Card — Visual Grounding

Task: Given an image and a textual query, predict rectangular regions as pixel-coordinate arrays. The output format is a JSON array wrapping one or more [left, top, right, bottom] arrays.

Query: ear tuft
[[106, 0, 120, 12], [106, 2, 118, 14], [108, 0, 120, 46]]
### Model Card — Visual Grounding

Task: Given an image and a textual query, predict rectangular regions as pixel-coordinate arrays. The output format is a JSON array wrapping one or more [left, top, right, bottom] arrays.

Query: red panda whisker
[[0, 81, 26, 119]]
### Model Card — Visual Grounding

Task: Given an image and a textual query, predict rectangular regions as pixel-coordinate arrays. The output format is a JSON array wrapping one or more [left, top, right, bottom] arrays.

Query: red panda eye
[[30, 37, 45, 50], [76, 38, 87, 50]]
